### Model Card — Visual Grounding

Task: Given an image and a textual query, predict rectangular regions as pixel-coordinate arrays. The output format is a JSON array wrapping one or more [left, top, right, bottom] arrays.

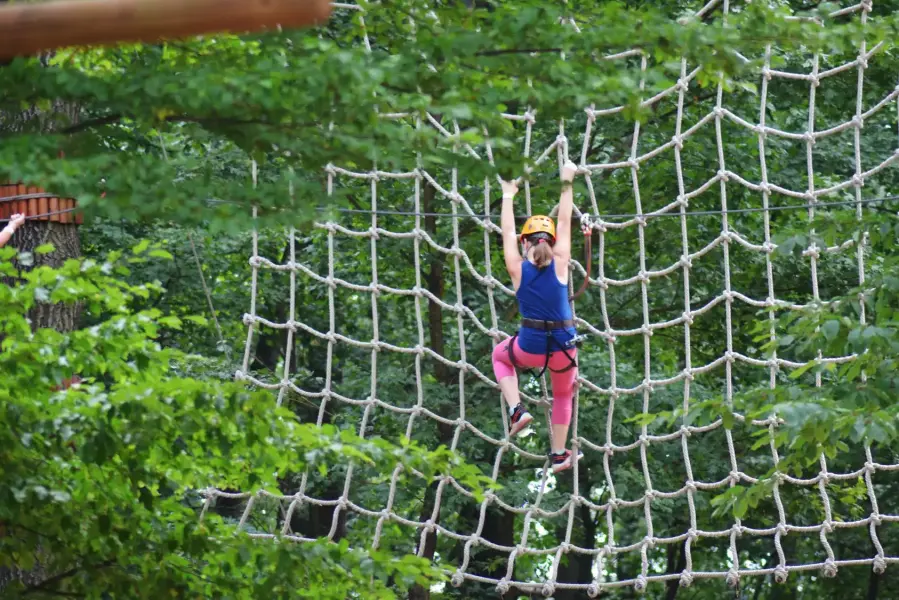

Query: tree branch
[[23, 559, 116, 596]]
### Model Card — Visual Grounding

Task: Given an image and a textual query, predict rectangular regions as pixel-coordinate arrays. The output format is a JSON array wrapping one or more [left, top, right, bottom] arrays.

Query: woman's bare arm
[[553, 160, 578, 261], [500, 180, 523, 289], [0, 213, 25, 248]]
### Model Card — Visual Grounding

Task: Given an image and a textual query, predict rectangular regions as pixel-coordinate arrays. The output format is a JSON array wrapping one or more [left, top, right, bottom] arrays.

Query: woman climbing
[[492, 160, 586, 474]]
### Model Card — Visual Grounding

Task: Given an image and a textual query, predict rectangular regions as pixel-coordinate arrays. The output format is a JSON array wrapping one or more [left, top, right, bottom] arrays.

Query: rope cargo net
[[215, 0, 899, 595]]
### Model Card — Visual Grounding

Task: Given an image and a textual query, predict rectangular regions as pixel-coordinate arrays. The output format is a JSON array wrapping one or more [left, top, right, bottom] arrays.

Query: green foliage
[[4, 0, 899, 597], [0, 1, 896, 231], [0, 248, 492, 598]]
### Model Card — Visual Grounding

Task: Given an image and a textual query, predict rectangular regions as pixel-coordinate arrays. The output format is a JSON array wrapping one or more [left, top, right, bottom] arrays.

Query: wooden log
[[0, 0, 332, 60]]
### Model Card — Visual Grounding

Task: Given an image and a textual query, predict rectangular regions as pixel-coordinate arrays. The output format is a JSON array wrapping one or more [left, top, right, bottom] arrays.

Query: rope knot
[[555, 134, 567, 147], [761, 67, 772, 81], [873, 556, 887, 574], [627, 158, 640, 171], [370, 340, 381, 352], [774, 566, 789, 584], [449, 192, 464, 204], [763, 242, 776, 255], [248, 256, 263, 268], [644, 489, 656, 501], [587, 583, 601, 598], [541, 582, 556, 597], [871, 513, 883, 527], [802, 245, 820, 259], [675, 78, 689, 92], [672, 134, 684, 150], [234, 370, 246, 381], [803, 131, 816, 145], [682, 426, 694, 440], [725, 350, 735, 363], [495, 580, 511, 595], [717, 169, 729, 182], [370, 284, 381, 296], [726, 570, 740, 587], [679, 572, 695, 587], [451, 572, 465, 587], [634, 575, 648, 593], [728, 471, 741, 485], [680, 255, 693, 269], [241, 313, 256, 326], [683, 367, 694, 382], [823, 559, 838, 578], [369, 228, 380, 240], [852, 173, 864, 188], [584, 107, 596, 122], [713, 106, 725, 118]]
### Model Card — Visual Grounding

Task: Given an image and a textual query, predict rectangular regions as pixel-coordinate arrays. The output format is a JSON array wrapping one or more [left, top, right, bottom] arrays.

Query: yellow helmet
[[520, 215, 556, 243]]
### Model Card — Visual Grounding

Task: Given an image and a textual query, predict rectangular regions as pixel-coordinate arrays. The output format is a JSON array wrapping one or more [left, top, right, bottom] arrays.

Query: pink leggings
[[492, 337, 578, 426]]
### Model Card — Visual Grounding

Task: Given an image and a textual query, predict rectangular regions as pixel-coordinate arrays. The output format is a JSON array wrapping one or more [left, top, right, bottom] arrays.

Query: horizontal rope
[[0, 207, 78, 223], [319, 194, 899, 221]]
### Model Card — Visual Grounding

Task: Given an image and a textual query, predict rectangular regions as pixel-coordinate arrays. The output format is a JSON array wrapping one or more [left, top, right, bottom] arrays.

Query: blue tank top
[[516, 260, 577, 354]]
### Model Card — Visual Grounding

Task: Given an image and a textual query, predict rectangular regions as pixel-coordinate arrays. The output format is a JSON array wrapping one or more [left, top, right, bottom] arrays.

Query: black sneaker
[[549, 449, 584, 474], [509, 405, 533, 437]]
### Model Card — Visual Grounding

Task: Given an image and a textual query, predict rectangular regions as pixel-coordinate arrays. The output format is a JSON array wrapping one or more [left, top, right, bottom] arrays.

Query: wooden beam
[[0, 0, 332, 60]]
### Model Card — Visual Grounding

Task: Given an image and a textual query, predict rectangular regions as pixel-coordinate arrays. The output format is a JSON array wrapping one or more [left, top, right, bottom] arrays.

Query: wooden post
[[0, 0, 332, 60]]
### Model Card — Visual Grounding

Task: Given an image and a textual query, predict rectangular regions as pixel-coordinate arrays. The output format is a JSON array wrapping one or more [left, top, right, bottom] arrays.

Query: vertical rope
[[674, 56, 698, 588]]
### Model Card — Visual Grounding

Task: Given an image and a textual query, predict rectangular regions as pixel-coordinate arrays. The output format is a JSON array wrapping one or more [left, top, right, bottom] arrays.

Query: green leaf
[[821, 320, 840, 341], [132, 240, 151, 255]]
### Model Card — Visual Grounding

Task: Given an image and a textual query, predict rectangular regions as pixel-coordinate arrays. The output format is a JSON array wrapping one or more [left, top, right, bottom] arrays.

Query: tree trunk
[[409, 182, 456, 600], [553, 490, 598, 600], [0, 41, 82, 593], [867, 566, 881, 600], [10, 222, 82, 330], [664, 539, 687, 600]]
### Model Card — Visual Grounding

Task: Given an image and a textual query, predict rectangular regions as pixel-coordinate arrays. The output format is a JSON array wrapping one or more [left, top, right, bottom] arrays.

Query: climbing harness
[[507, 318, 580, 380]]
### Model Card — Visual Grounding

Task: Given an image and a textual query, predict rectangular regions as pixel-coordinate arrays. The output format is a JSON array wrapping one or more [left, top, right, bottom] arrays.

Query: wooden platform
[[0, 182, 83, 225]]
